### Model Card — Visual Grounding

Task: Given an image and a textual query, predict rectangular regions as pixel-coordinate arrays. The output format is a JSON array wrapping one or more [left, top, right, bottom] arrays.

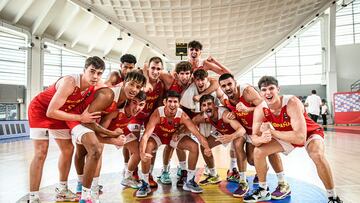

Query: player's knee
[[188, 141, 199, 153], [34, 149, 48, 162], [61, 144, 74, 157], [233, 137, 243, 149], [253, 147, 266, 159], [87, 143, 102, 160], [308, 150, 324, 164]]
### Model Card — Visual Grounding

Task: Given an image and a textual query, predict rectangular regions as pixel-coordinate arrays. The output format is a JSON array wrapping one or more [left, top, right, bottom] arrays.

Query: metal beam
[[71, 14, 94, 47], [87, 23, 108, 53], [32, 0, 67, 35], [0, 0, 10, 12], [55, 4, 80, 39], [12, 0, 34, 24]]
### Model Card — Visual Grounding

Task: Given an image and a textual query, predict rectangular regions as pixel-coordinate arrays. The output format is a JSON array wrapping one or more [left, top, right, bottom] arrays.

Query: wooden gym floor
[[1, 126, 359, 203]]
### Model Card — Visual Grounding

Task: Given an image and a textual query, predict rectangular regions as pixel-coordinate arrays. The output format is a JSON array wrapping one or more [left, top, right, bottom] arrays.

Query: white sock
[[81, 186, 91, 200], [230, 158, 237, 170], [239, 172, 246, 182], [125, 170, 133, 179], [179, 161, 186, 170], [209, 167, 217, 176], [163, 164, 169, 172], [143, 173, 149, 184], [29, 191, 39, 200], [58, 181, 67, 190], [327, 189, 336, 198], [78, 174, 83, 183], [91, 177, 99, 190], [187, 169, 196, 182], [150, 164, 154, 173], [276, 172, 285, 183], [259, 182, 267, 189], [124, 163, 128, 171]]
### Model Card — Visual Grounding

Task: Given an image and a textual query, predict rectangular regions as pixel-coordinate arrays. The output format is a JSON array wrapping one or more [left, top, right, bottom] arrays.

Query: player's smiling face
[[260, 84, 280, 106], [164, 97, 180, 115]]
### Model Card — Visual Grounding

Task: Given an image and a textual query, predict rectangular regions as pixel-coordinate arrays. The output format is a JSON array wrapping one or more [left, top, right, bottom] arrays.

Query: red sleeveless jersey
[[224, 97, 254, 135], [28, 74, 94, 129], [206, 107, 235, 135], [169, 79, 184, 94], [153, 106, 182, 145], [107, 109, 133, 136], [262, 95, 324, 147], [130, 80, 164, 127]]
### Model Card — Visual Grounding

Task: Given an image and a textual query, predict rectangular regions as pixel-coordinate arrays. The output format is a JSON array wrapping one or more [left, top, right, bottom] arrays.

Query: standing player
[[187, 40, 231, 74], [244, 76, 342, 203], [28, 56, 105, 203], [218, 73, 288, 198], [136, 91, 212, 197], [105, 54, 137, 86]]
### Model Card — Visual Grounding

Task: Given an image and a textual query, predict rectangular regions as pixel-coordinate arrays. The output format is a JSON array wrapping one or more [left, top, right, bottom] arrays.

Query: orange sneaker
[[149, 174, 158, 188]]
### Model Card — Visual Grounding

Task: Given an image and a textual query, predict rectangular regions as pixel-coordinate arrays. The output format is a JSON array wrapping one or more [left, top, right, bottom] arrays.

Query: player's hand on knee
[[112, 135, 126, 147], [260, 130, 272, 144], [80, 106, 101, 123], [260, 122, 274, 133], [216, 134, 234, 144], [140, 152, 153, 162], [172, 134, 179, 142], [112, 128, 124, 137], [203, 147, 212, 157]]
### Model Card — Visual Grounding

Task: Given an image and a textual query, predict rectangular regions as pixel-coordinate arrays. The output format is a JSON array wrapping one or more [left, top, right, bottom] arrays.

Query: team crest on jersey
[[283, 112, 289, 120], [264, 108, 271, 117]]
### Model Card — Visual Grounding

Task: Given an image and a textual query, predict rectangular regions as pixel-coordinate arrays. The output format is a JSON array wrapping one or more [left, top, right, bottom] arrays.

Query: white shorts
[[71, 124, 94, 144], [30, 128, 71, 140], [180, 83, 198, 111], [125, 133, 138, 144], [150, 133, 189, 149], [208, 130, 230, 147], [128, 123, 141, 133], [275, 133, 324, 155]]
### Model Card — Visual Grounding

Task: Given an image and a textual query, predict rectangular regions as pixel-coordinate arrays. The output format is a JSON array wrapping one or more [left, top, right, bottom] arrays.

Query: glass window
[[336, 0, 360, 45], [43, 43, 119, 87], [277, 76, 300, 85], [238, 20, 323, 85], [0, 29, 27, 85]]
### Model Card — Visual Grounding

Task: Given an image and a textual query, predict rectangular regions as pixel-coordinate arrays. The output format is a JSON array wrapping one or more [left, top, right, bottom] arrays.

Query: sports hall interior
[[0, 0, 359, 202]]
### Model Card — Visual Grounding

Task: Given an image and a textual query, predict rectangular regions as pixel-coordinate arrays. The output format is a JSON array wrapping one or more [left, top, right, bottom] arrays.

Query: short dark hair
[[175, 61, 192, 74], [85, 56, 105, 70], [188, 40, 203, 50], [321, 98, 326, 103], [258, 76, 278, 89], [312, 90, 317, 94], [135, 90, 147, 101], [124, 71, 146, 87], [148, 56, 163, 66], [193, 69, 208, 80], [120, 54, 137, 64], [218, 73, 234, 83], [165, 90, 181, 100], [199, 94, 215, 105]]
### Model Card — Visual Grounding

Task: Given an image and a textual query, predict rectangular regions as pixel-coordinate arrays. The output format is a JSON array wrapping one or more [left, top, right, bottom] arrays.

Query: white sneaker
[[55, 187, 78, 201]]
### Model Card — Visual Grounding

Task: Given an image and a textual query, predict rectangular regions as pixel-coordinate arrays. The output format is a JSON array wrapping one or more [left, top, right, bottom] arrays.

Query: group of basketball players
[[28, 40, 343, 203]]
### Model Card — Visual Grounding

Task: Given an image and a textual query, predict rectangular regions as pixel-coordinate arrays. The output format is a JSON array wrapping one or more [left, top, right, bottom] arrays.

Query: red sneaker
[[149, 174, 158, 188]]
